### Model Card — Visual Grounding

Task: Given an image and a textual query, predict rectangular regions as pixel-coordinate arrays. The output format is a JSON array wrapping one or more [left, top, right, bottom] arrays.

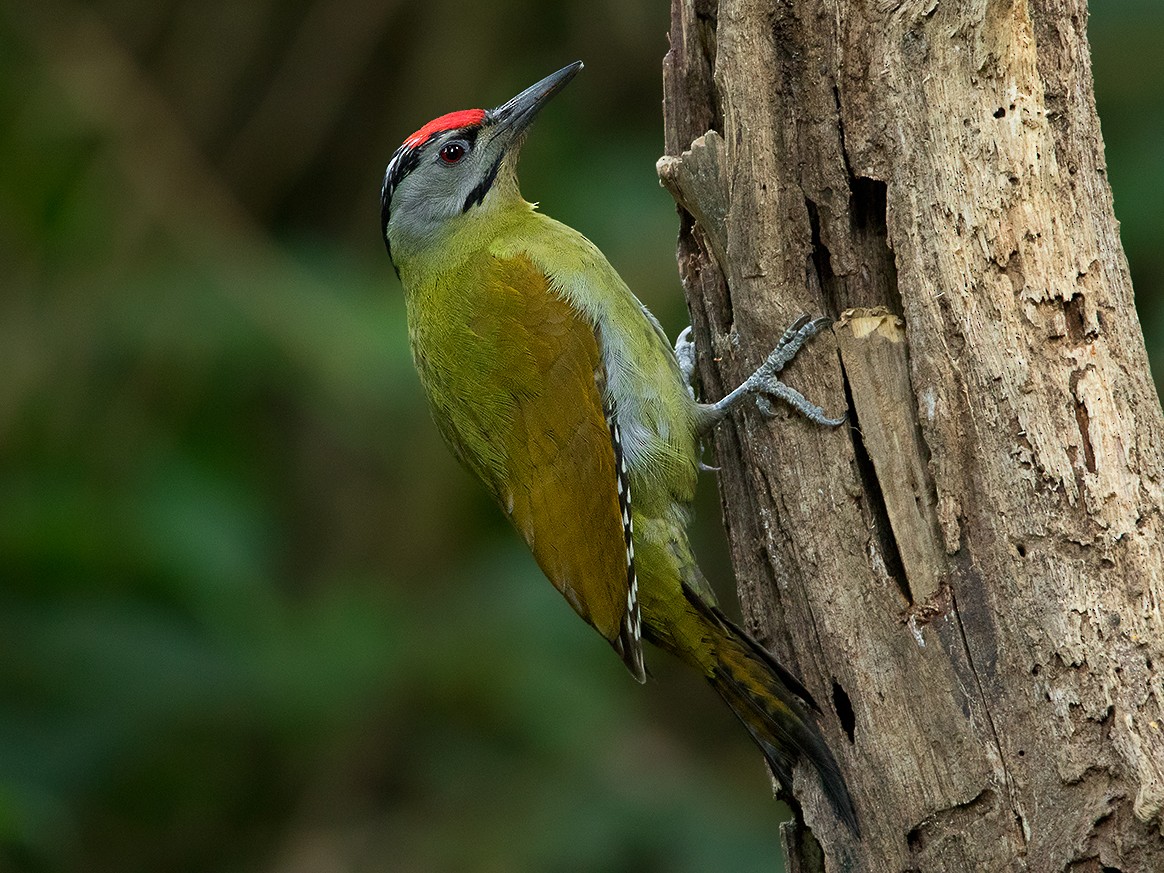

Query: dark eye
[[439, 142, 466, 164]]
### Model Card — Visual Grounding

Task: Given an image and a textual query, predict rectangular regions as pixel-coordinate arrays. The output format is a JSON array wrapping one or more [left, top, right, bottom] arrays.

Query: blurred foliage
[[1092, 0, 1164, 366], [0, 1, 1160, 872]]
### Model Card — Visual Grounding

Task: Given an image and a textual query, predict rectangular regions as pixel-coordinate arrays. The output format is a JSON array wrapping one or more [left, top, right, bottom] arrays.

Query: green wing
[[406, 251, 645, 681]]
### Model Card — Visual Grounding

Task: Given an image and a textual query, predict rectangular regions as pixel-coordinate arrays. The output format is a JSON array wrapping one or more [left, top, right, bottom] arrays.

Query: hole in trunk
[[832, 680, 856, 743]]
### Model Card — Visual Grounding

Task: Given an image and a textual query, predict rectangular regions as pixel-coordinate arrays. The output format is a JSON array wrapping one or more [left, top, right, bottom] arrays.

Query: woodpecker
[[381, 61, 857, 833]]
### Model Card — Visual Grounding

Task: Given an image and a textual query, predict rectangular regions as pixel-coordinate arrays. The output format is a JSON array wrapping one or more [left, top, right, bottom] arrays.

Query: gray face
[[381, 123, 511, 266], [380, 62, 582, 271]]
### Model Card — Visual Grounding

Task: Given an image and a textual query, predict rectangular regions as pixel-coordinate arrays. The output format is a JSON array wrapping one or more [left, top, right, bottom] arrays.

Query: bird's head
[[381, 61, 582, 269]]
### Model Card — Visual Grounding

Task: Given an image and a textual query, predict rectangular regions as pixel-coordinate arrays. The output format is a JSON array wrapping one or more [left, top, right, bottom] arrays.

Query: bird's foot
[[698, 314, 846, 432]]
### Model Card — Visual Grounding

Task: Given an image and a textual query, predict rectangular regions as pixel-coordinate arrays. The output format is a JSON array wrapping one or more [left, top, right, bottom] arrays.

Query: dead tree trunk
[[658, 0, 1164, 869]]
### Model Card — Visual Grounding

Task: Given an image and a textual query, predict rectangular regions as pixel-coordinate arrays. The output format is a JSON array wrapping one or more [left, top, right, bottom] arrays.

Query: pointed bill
[[487, 61, 583, 140]]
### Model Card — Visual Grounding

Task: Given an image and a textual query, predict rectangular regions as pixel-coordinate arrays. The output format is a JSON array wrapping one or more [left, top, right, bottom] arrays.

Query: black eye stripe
[[462, 153, 503, 213]]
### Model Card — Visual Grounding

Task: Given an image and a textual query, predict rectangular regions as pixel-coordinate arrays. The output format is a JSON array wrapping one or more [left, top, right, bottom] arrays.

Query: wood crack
[[950, 590, 1030, 852], [835, 308, 946, 605], [1071, 367, 1098, 475], [836, 352, 912, 602]]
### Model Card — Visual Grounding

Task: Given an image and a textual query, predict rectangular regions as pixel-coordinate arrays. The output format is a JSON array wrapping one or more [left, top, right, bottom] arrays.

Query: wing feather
[[408, 251, 645, 680]]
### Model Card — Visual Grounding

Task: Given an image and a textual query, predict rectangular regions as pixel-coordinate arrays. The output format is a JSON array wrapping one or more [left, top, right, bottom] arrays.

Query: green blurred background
[[0, 2, 1159, 872]]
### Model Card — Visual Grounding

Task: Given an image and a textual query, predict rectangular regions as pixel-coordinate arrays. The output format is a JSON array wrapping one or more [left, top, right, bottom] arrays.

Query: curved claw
[[754, 377, 847, 427], [787, 313, 814, 333], [808, 315, 833, 333]]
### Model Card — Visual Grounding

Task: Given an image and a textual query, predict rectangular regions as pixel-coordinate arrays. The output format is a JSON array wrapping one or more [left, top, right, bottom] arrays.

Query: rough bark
[[658, 0, 1164, 870]]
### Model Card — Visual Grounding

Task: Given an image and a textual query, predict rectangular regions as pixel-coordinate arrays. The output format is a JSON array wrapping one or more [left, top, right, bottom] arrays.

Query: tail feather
[[684, 584, 860, 835]]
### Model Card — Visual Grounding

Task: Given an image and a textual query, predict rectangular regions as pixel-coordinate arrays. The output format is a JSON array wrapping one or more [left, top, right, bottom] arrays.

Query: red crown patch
[[404, 109, 486, 149]]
